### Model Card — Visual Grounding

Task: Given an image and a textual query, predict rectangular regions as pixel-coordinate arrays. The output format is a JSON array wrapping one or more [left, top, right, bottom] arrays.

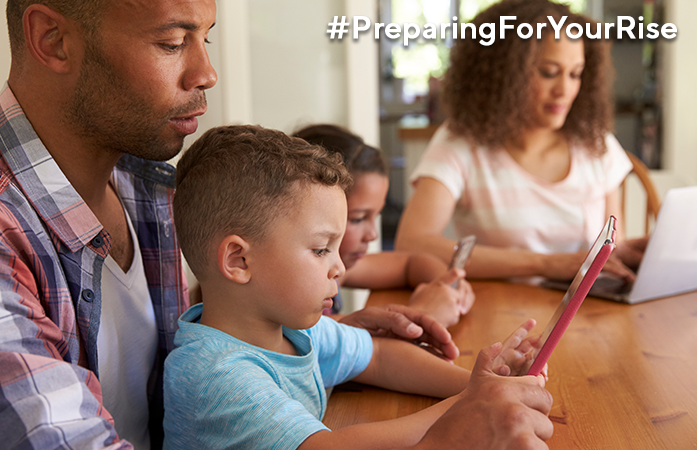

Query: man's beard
[[65, 41, 206, 161]]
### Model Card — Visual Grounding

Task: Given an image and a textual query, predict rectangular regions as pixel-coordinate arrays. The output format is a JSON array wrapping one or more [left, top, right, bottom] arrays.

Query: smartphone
[[522, 216, 617, 376], [448, 235, 476, 288]]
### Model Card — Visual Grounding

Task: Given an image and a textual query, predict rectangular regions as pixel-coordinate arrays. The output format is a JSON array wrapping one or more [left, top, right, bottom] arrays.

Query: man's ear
[[217, 235, 252, 284], [23, 4, 79, 74]]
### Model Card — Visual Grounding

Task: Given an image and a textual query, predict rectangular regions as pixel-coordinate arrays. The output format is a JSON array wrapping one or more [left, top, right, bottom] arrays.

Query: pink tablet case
[[526, 223, 616, 376]]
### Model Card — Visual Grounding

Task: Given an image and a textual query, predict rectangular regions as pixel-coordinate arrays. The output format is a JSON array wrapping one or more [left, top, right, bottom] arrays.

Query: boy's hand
[[491, 319, 549, 379], [338, 304, 460, 361], [415, 343, 553, 450], [409, 268, 475, 328]]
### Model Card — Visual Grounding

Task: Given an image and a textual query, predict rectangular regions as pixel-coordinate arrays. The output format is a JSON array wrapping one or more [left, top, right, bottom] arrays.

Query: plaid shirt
[[0, 86, 189, 449]]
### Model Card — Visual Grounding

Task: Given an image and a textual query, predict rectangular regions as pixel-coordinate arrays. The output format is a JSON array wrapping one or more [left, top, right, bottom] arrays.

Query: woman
[[395, 0, 646, 281]]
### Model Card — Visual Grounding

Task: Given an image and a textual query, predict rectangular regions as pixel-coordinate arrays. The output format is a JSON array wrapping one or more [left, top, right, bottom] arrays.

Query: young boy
[[164, 125, 541, 449]]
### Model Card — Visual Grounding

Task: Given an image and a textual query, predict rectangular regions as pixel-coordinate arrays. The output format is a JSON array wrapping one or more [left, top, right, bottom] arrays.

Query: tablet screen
[[522, 216, 617, 376]]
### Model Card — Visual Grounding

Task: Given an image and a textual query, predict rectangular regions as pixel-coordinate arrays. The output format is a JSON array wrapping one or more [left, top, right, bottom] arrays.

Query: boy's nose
[[330, 256, 346, 280]]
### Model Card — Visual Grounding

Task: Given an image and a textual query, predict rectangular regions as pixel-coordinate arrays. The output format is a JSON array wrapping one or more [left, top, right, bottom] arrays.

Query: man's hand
[[338, 304, 460, 361], [414, 343, 554, 450], [409, 268, 475, 328]]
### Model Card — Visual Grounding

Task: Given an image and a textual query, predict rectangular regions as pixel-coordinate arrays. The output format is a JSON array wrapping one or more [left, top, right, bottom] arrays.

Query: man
[[0, 1, 553, 449]]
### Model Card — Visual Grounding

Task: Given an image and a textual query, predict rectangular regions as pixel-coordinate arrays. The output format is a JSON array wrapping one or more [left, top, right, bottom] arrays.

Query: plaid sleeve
[[0, 231, 132, 449]]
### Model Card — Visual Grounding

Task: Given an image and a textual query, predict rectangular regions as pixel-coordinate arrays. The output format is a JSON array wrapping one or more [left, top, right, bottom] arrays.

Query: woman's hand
[[614, 236, 649, 271], [540, 251, 635, 281]]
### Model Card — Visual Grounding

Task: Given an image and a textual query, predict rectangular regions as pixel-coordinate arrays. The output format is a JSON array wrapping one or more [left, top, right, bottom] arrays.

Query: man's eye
[[161, 43, 184, 52]]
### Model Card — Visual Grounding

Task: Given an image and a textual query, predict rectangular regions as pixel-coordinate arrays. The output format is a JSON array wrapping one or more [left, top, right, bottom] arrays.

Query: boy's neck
[[198, 285, 298, 355]]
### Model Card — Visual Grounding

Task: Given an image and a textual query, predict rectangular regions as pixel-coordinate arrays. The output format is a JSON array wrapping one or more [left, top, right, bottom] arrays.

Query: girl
[[294, 124, 474, 327]]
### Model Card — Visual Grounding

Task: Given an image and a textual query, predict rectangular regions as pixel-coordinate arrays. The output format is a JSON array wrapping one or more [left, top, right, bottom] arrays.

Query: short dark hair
[[174, 125, 352, 280], [6, 0, 105, 58], [443, 0, 613, 154], [293, 124, 387, 183]]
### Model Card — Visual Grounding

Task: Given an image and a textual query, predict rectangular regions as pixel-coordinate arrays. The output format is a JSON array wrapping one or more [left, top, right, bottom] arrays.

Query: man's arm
[[0, 240, 130, 450], [338, 304, 460, 361]]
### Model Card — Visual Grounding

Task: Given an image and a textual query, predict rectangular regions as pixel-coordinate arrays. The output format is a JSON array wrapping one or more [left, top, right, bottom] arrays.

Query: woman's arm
[[341, 251, 448, 290], [396, 177, 638, 280], [604, 188, 647, 273], [395, 177, 552, 279]]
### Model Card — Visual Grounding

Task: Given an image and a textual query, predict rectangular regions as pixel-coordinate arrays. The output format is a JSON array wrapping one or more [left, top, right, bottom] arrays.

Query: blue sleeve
[[164, 346, 327, 450], [307, 316, 373, 388]]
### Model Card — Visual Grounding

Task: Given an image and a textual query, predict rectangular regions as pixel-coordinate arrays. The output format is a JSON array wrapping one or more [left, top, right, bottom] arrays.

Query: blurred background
[[0, 0, 694, 309]]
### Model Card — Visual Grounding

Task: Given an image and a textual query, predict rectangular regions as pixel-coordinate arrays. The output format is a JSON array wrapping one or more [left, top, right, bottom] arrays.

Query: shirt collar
[[0, 84, 103, 252]]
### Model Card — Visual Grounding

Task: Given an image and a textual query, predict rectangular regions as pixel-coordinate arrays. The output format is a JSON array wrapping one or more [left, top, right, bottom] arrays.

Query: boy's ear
[[23, 4, 79, 74], [217, 235, 251, 284]]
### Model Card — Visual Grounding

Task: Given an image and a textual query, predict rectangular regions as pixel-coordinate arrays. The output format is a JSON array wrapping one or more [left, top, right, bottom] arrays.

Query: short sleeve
[[409, 125, 471, 201], [164, 349, 327, 450], [307, 317, 373, 388], [602, 134, 633, 193]]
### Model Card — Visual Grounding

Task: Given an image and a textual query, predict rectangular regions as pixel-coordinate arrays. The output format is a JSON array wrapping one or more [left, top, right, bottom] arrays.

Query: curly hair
[[174, 125, 352, 279], [442, 0, 613, 154]]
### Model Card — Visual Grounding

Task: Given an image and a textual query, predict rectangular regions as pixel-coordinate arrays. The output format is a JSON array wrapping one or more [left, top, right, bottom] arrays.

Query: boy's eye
[[349, 218, 365, 224], [313, 248, 330, 257]]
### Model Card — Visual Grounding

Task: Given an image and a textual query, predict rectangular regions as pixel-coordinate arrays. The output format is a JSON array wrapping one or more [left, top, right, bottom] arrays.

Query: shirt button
[[81, 289, 95, 302], [91, 235, 104, 248]]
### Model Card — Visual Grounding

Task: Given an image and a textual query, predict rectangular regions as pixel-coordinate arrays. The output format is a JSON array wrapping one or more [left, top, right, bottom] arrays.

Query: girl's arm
[[341, 251, 448, 290]]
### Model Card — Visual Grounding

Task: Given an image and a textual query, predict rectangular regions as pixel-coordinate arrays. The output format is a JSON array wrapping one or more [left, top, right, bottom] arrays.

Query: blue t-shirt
[[163, 304, 373, 450]]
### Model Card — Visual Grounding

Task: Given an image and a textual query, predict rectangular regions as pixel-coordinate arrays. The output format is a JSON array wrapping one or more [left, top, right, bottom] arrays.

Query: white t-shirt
[[97, 210, 158, 450], [411, 125, 633, 253]]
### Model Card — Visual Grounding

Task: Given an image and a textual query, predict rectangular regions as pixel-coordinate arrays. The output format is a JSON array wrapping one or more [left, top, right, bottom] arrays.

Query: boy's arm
[[352, 335, 470, 398], [301, 394, 461, 450], [341, 252, 447, 290], [301, 343, 553, 450]]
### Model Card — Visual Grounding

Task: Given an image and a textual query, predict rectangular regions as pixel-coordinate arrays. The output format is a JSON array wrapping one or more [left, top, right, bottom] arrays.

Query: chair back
[[621, 151, 661, 236]]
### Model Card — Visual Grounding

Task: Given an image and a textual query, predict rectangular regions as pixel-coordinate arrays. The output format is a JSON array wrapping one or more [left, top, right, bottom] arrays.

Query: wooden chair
[[621, 151, 661, 236]]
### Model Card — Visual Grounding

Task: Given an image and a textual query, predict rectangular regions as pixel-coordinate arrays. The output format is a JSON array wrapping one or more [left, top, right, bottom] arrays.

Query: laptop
[[544, 186, 697, 304]]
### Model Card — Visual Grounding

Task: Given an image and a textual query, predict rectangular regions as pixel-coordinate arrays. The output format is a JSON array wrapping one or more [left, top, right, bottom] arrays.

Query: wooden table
[[323, 281, 697, 449]]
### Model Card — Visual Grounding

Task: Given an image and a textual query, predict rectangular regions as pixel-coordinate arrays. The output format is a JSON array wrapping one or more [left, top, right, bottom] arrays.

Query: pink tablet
[[523, 216, 617, 376]]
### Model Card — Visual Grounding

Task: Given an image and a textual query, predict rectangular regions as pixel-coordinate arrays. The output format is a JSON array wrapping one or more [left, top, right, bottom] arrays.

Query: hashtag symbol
[[327, 16, 350, 39]]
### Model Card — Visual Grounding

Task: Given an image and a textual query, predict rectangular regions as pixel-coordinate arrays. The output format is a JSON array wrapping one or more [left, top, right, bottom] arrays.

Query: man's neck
[[9, 77, 122, 206]]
